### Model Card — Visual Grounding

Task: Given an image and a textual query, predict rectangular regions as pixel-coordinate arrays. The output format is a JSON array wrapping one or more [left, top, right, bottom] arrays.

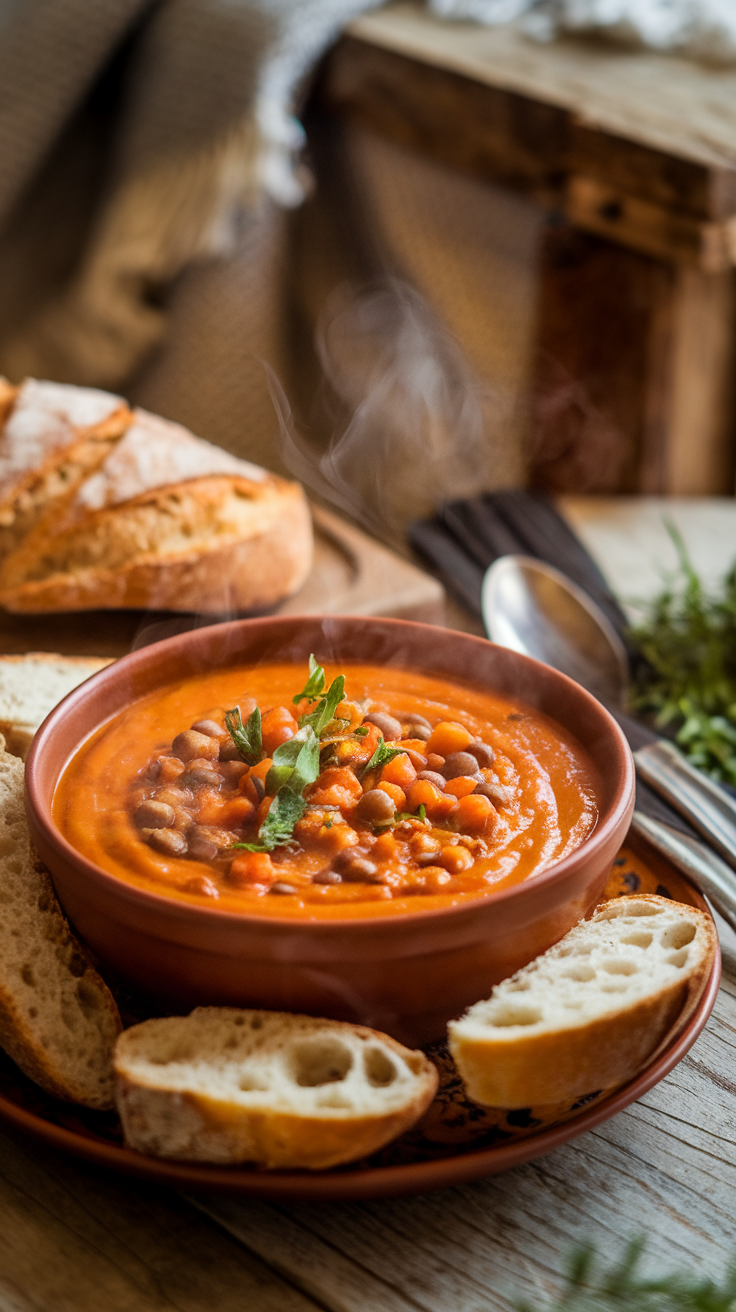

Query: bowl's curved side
[[25, 615, 635, 1044]]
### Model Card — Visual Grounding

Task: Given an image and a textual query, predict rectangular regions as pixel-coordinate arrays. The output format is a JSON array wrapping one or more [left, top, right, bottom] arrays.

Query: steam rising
[[272, 280, 497, 544]]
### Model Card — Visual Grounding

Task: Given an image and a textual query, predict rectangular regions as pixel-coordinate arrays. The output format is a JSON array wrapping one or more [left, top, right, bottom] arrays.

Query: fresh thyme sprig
[[629, 523, 736, 786], [515, 1239, 736, 1311]]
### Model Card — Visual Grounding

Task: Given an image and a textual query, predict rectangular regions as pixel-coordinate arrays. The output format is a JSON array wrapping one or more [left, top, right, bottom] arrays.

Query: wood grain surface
[[0, 929, 732, 1309]]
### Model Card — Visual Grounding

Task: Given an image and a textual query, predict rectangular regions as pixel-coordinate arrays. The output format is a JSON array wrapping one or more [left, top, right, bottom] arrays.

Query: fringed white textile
[[429, 0, 736, 63]]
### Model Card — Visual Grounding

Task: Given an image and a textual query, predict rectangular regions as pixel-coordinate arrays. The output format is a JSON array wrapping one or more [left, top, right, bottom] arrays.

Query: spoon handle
[[634, 741, 736, 871], [631, 810, 736, 934]]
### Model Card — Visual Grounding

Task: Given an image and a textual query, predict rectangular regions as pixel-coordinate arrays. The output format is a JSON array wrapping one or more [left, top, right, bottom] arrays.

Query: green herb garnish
[[292, 653, 325, 705], [224, 705, 262, 765], [630, 522, 736, 785], [265, 725, 320, 796], [300, 674, 346, 738], [234, 725, 321, 852], [516, 1238, 736, 1311], [361, 736, 405, 778], [354, 725, 369, 737]]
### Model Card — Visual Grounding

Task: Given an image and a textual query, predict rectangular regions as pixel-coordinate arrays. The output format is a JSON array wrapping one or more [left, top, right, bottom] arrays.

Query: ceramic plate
[[0, 837, 719, 1201]]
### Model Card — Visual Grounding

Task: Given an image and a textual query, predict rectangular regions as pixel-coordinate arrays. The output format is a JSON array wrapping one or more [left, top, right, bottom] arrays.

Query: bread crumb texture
[[115, 1008, 438, 1168], [0, 653, 110, 758], [0, 751, 120, 1106], [449, 895, 716, 1108]]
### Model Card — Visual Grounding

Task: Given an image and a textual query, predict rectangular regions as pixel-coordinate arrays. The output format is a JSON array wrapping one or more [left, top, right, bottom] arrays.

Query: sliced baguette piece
[[114, 1008, 439, 1168], [0, 750, 121, 1107], [0, 652, 112, 759], [0, 378, 132, 556], [0, 408, 313, 614], [449, 895, 717, 1108]]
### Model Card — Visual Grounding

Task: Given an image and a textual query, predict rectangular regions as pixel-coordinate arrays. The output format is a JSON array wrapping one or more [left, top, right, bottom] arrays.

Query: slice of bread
[[0, 750, 121, 1107], [0, 378, 132, 556], [0, 653, 112, 759], [449, 895, 717, 1108], [114, 1008, 439, 1168], [0, 407, 313, 614]]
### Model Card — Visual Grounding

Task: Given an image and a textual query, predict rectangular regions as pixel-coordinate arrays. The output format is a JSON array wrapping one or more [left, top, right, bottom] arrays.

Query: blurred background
[[4, 0, 734, 535]]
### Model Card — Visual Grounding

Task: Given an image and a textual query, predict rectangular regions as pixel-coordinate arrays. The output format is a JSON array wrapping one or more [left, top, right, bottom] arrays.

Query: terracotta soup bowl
[[25, 616, 634, 1046]]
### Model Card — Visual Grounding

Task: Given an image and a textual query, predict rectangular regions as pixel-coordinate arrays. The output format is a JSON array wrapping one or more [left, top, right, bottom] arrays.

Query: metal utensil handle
[[631, 810, 736, 934], [634, 741, 736, 872]]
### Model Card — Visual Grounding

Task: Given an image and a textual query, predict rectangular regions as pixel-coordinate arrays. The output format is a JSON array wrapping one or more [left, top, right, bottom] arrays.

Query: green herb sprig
[[516, 1238, 736, 1311], [629, 523, 736, 786], [300, 674, 346, 738], [292, 653, 325, 705], [231, 655, 348, 853], [361, 736, 405, 778], [224, 705, 262, 765]]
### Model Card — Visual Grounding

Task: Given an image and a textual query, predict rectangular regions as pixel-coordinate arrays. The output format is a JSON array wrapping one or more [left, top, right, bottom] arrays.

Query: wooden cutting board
[[0, 505, 445, 658]]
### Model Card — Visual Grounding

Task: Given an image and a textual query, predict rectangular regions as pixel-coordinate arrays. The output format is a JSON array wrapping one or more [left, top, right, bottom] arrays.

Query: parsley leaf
[[292, 653, 325, 705], [361, 735, 405, 778], [265, 725, 320, 796], [224, 705, 262, 764], [233, 725, 321, 852], [300, 675, 346, 737], [257, 788, 310, 850], [354, 725, 369, 737]]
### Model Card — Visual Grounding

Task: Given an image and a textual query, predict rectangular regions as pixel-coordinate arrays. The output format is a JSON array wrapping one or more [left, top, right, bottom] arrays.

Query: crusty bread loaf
[[114, 1008, 438, 1168], [0, 750, 121, 1106], [449, 895, 716, 1108], [0, 652, 112, 758], [0, 378, 132, 557], [0, 404, 313, 614]]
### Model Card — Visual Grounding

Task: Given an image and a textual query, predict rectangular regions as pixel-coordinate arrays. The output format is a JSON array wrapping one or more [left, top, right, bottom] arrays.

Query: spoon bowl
[[481, 555, 629, 707]]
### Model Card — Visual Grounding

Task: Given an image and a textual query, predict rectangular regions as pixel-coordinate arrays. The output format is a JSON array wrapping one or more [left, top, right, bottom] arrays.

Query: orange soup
[[54, 658, 600, 920]]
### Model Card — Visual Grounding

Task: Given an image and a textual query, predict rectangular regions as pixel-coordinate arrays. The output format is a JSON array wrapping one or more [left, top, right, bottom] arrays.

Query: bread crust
[[114, 1014, 438, 1169], [0, 475, 313, 614], [0, 379, 18, 428], [0, 888, 122, 1108], [449, 896, 717, 1108]]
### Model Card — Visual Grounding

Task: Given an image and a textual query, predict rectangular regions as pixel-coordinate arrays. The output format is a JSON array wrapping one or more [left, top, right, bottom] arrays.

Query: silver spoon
[[481, 556, 628, 708], [481, 555, 736, 921]]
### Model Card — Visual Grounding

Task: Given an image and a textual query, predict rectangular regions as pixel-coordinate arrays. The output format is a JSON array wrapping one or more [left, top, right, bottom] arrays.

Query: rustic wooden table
[[1, 934, 733, 1310], [4, 498, 736, 1309]]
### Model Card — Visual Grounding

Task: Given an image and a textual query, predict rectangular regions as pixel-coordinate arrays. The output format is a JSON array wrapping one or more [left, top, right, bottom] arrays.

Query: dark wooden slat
[[321, 35, 736, 232]]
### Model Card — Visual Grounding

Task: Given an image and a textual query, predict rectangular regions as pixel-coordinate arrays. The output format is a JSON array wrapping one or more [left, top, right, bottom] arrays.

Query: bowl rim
[[25, 613, 635, 933]]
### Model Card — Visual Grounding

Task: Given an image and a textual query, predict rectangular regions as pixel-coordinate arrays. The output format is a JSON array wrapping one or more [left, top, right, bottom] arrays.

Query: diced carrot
[[307, 766, 363, 808], [372, 831, 400, 861], [238, 772, 260, 803], [395, 738, 428, 760], [261, 706, 298, 756], [377, 781, 407, 810], [443, 776, 479, 799], [455, 794, 497, 834], [380, 753, 417, 788], [334, 722, 381, 767], [405, 779, 458, 821], [251, 757, 274, 789], [228, 852, 274, 891], [256, 795, 273, 826], [193, 788, 230, 826], [216, 796, 255, 827], [425, 721, 473, 756]]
